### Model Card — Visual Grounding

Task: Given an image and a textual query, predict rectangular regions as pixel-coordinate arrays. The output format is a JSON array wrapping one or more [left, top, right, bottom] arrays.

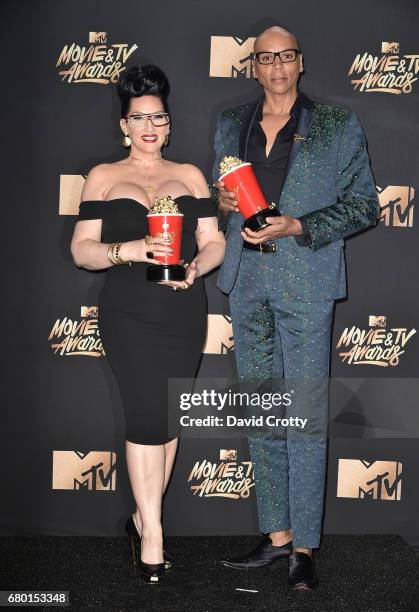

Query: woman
[[70, 65, 225, 584]]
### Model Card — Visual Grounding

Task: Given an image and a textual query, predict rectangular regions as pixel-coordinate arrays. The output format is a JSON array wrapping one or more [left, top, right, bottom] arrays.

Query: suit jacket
[[212, 92, 380, 299]]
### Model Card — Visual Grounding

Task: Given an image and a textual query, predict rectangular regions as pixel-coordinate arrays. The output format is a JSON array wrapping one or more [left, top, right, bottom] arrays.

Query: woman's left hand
[[159, 260, 200, 291]]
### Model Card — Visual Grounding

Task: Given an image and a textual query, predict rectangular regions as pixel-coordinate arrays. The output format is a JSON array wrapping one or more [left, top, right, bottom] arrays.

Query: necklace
[[130, 154, 162, 162], [129, 154, 162, 194]]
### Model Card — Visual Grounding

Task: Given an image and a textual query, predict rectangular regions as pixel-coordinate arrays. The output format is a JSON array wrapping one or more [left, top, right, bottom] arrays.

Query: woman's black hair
[[117, 65, 170, 118]]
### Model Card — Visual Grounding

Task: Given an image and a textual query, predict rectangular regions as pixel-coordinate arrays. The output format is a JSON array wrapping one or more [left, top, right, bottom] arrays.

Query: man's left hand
[[241, 215, 302, 244]]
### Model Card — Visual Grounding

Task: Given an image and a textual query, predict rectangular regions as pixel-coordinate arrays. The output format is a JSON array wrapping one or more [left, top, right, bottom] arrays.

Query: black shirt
[[246, 91, 311, 246]]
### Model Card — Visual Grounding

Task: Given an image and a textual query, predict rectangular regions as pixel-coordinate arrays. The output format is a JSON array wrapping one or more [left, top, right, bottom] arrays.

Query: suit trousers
[[229, 248, 335, 548]]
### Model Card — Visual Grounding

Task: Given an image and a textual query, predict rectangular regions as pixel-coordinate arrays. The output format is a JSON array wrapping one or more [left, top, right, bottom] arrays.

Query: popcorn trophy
[[219, 156, 280, 231], [146, 196, 186, 282]]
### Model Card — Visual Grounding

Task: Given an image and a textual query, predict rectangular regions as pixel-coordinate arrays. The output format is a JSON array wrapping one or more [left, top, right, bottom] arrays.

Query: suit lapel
[[239, 96, 263, 160], [284, 101, 315, 181]]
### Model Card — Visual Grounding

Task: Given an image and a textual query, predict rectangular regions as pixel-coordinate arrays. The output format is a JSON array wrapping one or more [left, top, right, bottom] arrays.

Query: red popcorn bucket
[[146, 213, 186, 282], [219, 162, 280, 231]]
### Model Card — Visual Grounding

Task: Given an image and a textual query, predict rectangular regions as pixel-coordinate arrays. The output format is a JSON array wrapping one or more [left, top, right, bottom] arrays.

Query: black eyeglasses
[[253, 49, 301, 65]]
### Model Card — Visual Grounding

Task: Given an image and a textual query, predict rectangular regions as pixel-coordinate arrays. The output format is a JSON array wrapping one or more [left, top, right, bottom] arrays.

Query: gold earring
[[122, 133, 131, 148], [164, 133, 170, 146]]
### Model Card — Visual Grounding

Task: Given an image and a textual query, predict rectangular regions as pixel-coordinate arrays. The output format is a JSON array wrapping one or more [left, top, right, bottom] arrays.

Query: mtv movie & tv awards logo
[[52, 451, 116, 491], [378, 185, 415, 228], [203, 314, 234, 354], [48, 306, 104, 357], [336, 316, 416, 367], [337, 459, 402, 501], [348, 42, 419, 94], [56, 32, 138, 84], [188, 449, 254, 499], [210, 36, 255, 78]]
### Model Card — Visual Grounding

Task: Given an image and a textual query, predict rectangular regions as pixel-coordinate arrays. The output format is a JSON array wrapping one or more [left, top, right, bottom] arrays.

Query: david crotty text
[[180, 415, 308, 428]]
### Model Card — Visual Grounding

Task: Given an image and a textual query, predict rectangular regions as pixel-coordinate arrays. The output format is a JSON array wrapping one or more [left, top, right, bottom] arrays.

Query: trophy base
[[243, 208, 280, 232], [147, 264, 186, 282]]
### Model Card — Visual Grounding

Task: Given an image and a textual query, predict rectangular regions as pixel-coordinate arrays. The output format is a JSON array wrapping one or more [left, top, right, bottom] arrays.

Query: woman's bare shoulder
[[82, 164, 115, 200], [87, 157, 131, 175], [83, 160, 131, 194], [165, 160, 203, 175], [85, 162, 116, 181], [178, 162, 204, 176], [180, 163, 210, 197]]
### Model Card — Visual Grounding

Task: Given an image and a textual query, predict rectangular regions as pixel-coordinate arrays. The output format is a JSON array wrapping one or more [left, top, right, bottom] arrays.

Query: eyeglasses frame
[[253, 49, 302, 65], [125, 112, 170, 128]]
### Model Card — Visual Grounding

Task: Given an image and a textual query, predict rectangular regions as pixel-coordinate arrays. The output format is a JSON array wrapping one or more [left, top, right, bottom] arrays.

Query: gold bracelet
[[109, 242, 131, 265], [112, 242, 121, 263], [107, 243, 119, 265], [113, 242, 123, 263], [119, 244, 132, 266]]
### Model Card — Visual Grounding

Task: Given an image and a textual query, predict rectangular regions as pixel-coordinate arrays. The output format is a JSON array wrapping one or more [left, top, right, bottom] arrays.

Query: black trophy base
[[243, 207, 281, 232], [147, 264, 186, 282]]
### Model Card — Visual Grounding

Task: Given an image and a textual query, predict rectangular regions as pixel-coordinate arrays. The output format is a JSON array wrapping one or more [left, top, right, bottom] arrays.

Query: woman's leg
[[126, 437, 179, 562], [163, 437, 179, 490], [126, 441, 165, 564]]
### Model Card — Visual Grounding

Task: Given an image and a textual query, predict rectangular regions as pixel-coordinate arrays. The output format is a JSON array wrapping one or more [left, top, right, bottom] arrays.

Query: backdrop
[[1, 0, 418, 549]]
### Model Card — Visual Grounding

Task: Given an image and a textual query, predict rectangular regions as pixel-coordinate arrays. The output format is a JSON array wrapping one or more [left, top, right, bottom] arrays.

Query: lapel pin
[[293, 133, 305, 142]]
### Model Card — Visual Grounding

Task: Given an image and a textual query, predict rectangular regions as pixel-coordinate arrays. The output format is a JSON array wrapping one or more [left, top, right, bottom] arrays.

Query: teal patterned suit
[[212, 92, 379, 547], [213, 92, 379, 298]]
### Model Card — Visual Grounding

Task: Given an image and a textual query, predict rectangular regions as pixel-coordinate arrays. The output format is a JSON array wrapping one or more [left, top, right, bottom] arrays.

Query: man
[[212, 26, 379, 591]]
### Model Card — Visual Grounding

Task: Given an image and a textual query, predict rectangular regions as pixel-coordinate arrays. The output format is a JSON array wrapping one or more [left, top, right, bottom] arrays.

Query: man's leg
[[271, 298, 334, 552], [228, 253, 291, 543]]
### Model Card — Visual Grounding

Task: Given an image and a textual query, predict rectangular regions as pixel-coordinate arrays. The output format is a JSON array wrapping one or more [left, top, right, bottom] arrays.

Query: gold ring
[[145, 235, 153, 245]]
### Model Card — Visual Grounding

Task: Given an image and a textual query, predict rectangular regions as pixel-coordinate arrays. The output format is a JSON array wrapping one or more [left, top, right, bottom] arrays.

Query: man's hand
[[241, 215, 303, 244], [215, 180, 239, 213]]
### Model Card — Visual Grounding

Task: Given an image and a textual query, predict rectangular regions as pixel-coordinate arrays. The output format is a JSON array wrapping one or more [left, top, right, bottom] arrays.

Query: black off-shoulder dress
[[76, 196, 217, 445]]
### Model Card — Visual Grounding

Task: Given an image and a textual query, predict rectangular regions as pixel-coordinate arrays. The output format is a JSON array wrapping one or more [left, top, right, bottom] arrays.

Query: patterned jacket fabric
[[212, 94, 380, 299]]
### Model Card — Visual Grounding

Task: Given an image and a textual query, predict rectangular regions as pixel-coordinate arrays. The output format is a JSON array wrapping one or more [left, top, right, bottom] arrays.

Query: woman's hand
[[119, 236, 173, 265], [159, 260, 201, 291]]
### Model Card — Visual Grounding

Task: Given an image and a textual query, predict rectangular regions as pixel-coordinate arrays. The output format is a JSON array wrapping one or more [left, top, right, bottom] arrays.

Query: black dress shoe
[[287, 552, 318, 591], [218, 536, 292, 570]]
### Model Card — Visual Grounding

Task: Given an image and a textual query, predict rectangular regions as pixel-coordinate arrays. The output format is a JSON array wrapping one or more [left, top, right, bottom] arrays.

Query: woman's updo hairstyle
[[117, 65, 170, 118]]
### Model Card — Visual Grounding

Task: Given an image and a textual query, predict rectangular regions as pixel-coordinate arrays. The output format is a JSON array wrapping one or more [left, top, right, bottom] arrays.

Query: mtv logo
[[210, 36, 255, 78], [89, 32, 107, 43], [81, 305, 98, 318], [52, 451, 117, 491], [59, 174, 85, 215], [157, 230, 176, 244], [203, 314, 234, 354], [369, 315, 386, 328], [337, 459, 402, 500], [377, 185, 415, 228], [381, 42, 399, 54], [220, 449, 237, 460]]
